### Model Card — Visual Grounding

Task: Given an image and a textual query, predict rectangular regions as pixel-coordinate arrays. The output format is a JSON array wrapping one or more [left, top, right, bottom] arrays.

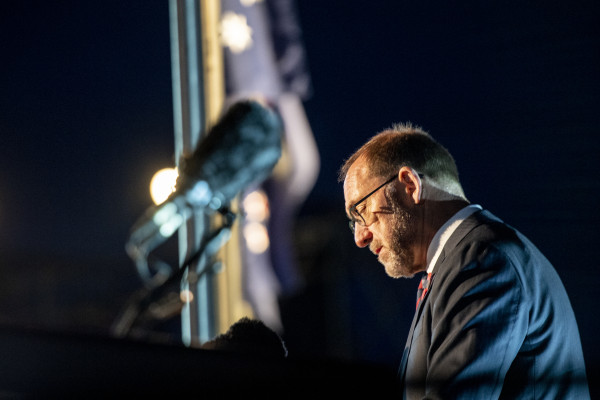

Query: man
[[340, 123, 590, 399]]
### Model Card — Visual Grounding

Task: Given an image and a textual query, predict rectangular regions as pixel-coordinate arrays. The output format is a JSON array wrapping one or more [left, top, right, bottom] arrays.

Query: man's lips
[[372, 246, 383, 255]]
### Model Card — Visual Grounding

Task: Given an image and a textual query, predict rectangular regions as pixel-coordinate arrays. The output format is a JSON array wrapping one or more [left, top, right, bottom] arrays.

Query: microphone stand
[[111, 209, 236, 341]]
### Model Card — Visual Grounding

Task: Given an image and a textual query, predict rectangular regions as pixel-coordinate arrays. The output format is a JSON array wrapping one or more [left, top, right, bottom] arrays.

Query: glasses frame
[[348, 174, 397, 234]]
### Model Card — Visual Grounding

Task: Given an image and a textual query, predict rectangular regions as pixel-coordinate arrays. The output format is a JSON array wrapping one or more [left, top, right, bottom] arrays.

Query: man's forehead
[[345, 156, 374, 184]]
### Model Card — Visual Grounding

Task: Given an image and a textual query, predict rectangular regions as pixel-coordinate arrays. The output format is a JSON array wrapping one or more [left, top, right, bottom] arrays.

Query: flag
[[220, 0, 319, 333]]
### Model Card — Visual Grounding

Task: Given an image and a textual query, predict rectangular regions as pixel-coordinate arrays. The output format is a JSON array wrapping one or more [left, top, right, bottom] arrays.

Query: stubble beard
[[380, 191, 421, 279]]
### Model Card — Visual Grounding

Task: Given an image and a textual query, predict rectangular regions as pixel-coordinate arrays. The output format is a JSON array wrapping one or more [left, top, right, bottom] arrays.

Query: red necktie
[[416, 272, 433, 309]]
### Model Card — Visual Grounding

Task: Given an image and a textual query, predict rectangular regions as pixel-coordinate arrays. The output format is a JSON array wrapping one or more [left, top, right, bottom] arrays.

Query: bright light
[[180, 289, 194, 303], [243, 222, 270, 254], [240, 0, 263, 6], [150, 168, 178, 205], [243, 190, 269, 222], [220, 11, 253, 53]]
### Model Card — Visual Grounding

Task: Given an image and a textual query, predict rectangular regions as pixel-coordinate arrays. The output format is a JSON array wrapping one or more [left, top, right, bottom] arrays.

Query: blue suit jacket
[[398, 210, 589, 399]]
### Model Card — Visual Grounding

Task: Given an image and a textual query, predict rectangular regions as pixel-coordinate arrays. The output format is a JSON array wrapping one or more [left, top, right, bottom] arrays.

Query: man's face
[[344, 157, 424, 278]]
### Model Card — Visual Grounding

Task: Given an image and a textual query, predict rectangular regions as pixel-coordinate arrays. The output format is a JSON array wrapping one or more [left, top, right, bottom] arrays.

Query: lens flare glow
[[243, 222, 270, 254], [243, 190, 269, 222], [180, 289, 194, 303], [150, 168, 178, 205], [220, 11, 253, 53]]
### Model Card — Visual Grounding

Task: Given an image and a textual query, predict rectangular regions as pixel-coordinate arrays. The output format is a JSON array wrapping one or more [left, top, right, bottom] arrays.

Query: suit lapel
[[398, 210, 493, 385], [397, 250, 444, 381]]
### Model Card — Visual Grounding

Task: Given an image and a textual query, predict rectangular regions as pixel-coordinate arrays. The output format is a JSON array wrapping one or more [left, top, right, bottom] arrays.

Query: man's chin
[[381, 260, 416, 279]]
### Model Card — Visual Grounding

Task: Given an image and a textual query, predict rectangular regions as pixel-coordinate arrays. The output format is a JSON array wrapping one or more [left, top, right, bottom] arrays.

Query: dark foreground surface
[[0, 325, 397, 398]]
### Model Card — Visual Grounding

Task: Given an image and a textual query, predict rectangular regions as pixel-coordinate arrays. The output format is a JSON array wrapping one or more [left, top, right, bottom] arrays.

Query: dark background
[[1, 0, 599, 394]]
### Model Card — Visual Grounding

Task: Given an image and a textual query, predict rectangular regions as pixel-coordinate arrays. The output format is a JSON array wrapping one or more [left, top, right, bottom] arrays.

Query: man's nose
[[354, 224, 373, 248]]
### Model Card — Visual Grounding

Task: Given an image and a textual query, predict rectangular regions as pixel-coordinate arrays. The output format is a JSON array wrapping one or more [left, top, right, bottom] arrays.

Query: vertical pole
[[168, 0, 224, 346]]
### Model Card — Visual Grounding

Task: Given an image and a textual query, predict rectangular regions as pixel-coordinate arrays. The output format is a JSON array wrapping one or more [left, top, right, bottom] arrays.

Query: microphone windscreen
[[176, 100, 282, 205]]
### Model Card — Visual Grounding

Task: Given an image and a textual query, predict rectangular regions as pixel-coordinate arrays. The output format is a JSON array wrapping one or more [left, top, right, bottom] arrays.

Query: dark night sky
[[1, 0, 599, 390], [1, 2, 174, 259]]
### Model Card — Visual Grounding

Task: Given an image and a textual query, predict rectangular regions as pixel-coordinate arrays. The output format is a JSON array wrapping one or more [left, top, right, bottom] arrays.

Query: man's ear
[[398, 166, 422, 204]]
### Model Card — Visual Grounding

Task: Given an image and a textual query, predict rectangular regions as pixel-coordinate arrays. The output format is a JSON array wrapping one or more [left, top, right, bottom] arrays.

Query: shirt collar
[[426, 204, 482, 274]]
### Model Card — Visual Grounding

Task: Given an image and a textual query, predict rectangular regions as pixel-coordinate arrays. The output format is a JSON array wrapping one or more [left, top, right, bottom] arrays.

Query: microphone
[[176, 99, 282, 210], [126, 99, 283, 274]]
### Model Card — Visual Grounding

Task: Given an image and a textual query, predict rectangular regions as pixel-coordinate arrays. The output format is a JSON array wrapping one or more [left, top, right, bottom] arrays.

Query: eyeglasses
[[348, 174, 397, 234]]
